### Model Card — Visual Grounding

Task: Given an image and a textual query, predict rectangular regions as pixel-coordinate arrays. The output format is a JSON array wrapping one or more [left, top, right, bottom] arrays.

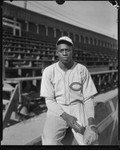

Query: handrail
[[3, 69, 118, 83], [90, 69, 118, 75], [4, 76, 42, 83]]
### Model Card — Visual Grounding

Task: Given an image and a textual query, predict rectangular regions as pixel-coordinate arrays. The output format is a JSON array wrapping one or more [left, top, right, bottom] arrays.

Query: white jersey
[[40, 61, 97, 105], [41, 61, 98, 144]]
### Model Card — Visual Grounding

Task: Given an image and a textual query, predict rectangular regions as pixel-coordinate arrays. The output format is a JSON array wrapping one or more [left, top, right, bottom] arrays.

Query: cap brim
[[56, 40, 73, 46]]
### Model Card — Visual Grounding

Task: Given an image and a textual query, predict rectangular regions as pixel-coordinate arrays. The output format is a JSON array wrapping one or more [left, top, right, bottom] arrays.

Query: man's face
[[56, 43, 73, 64]]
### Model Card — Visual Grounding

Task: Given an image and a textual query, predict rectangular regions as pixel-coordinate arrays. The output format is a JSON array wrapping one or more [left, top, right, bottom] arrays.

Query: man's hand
[[60, 112, 83, 133], [83, 125, 98, 145]]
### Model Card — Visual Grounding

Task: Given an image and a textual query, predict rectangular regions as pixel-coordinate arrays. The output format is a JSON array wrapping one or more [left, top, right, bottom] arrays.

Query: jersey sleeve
[[40, 66, 64, 116], [45, 98, 64, 116], [82, 67, 98, 102], [40, 67, 54, 98], [84, 97, 95, 119]]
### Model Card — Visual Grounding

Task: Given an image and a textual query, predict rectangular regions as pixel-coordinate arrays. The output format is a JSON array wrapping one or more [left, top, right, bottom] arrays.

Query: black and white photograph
[[1, 0, 119, 146]]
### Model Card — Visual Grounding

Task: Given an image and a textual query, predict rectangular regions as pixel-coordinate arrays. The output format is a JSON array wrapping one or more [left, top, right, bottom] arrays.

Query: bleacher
[[3, 26, 56, 78], [3, 25, 118, 79]]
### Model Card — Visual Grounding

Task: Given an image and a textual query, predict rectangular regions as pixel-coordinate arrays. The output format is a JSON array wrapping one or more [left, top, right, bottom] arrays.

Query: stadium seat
[[3, 26, 118, 79]]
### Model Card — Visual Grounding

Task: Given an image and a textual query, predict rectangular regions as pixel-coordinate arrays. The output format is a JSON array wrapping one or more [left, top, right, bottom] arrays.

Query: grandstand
[[2, 2, 118, 145]]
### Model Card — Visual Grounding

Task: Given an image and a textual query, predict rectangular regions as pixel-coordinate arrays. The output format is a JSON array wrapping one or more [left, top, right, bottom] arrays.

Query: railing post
[[98, 74, 101, 92], [18, 81, 22, 104], [3, 84, 19, 129]]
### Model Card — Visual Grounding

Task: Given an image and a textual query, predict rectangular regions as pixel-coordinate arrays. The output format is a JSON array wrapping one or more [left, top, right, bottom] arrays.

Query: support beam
[[25, 21, 29, 32], [36, 24, 39, 34], [61, 30, 63, 36], [45, 25, 48, 36], [3, 84, 19, 129], [54, 28, 56, 38]]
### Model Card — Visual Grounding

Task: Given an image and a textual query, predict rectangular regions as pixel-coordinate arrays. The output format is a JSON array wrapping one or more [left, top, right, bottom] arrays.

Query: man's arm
[[45, 98, 64, 116], [46, 98, 79, 129], [81, 67, 97, 126], [84, 97, 95, 126], [46, 98, 83, 132], [84, 97, 99, 137], [83, 98, 99, 145]]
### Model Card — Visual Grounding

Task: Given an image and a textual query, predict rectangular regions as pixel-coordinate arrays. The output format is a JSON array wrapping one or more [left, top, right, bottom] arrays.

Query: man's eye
[[60, 49, 70, 52], [66, 49, 71, 52]]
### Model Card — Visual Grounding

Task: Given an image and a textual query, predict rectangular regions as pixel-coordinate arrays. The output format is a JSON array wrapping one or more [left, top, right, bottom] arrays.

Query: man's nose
[[63, 50, 67, 55]]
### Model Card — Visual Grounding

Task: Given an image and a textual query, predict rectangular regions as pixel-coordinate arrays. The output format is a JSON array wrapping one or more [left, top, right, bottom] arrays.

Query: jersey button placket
[[65, 72, 69, 105]]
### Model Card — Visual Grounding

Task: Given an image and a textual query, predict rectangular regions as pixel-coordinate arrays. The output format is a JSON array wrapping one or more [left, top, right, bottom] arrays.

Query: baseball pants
[[42, 103, 90, 145]]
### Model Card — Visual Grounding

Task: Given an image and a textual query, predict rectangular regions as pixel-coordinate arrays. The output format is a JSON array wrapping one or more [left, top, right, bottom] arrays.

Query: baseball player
[[40, 36, 99, 145]]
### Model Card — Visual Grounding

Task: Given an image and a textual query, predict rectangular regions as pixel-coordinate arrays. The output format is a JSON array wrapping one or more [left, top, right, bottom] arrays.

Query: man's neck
[[59, 61, 74, 71]]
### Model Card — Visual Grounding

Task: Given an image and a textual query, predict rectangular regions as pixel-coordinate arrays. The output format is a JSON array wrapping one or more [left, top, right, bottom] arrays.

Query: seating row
[[3, 28, 118, 71], [3, 43, 117, 62], [3, 29, 117, 59], [4, 59, 109, 69], [4, 50, 117, 66], [5, 50, 112, 64], [3, 32, 56, 47], [3, 31, 117, 57]]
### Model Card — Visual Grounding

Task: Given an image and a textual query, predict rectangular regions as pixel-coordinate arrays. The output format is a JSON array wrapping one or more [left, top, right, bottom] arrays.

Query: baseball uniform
[[40, 61, 97, 145]]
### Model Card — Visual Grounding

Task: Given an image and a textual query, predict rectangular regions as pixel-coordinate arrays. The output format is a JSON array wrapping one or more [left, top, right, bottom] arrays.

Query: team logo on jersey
[[69, 82, 82, 91]]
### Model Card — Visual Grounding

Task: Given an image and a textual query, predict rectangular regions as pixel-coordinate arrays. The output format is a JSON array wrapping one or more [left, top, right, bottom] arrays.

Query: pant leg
[[42, 111, 68, 145], [69, 103, 98, 145], [71, 128, 85, 145]]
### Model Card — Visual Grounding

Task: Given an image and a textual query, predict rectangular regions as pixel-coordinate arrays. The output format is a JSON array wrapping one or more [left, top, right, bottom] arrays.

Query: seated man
[[40, 36, 98, 145]]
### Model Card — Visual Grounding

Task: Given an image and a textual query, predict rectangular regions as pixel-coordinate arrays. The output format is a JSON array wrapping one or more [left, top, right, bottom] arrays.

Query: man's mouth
[[63, 57, 68, 60]]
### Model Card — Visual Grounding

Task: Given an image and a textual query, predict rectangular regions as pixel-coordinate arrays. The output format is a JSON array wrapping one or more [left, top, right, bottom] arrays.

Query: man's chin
[[61, 60, 69, 64]]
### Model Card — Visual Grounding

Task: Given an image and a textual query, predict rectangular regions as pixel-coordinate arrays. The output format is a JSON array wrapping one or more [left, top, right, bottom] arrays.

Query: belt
[[63, 99, 84, 106]]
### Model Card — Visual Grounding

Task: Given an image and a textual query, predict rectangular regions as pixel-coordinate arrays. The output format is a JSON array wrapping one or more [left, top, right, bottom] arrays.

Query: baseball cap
[[56, 36, 73, 46]]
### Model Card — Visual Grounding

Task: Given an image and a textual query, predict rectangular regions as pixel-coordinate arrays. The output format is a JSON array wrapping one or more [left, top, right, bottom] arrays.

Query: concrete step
[[1, 112, 46, 145]]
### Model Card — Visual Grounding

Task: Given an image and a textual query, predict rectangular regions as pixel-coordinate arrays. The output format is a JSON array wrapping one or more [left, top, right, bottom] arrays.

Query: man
[[40, 36, 98, 145]]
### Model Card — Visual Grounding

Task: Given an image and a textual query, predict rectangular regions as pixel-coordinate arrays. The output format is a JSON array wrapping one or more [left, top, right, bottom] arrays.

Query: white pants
[[42, 103, 98, 145]]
